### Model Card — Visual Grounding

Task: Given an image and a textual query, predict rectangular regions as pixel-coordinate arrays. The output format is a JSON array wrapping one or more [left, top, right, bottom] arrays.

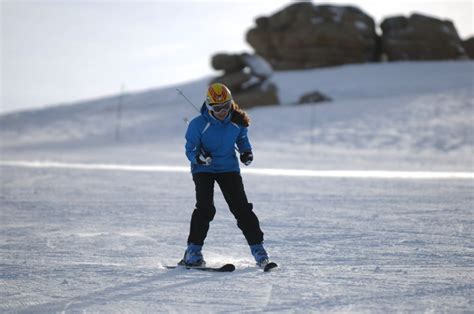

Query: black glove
[[240, 151, 253, 166], [196, 151, 212, 166]]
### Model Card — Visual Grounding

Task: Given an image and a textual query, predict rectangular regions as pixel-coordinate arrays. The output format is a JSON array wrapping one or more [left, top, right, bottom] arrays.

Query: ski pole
[[177, 89, 200, 113], [179, 92, 205, 153]]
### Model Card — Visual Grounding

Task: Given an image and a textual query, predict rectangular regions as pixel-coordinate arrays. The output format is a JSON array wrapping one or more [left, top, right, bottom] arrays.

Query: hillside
[[1, 61, 473, 171]]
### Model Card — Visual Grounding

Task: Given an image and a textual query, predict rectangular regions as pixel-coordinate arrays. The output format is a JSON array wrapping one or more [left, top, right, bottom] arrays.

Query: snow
[[354, 20, 368, 30], [241, 53, 273, 79], [1, 61, 473, 312], [1, 160, 473, 179], [329, 6, 345, 23]]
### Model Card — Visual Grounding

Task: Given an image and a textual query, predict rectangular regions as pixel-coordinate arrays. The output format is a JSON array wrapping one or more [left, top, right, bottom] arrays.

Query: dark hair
[[231, 102, 251, 127]]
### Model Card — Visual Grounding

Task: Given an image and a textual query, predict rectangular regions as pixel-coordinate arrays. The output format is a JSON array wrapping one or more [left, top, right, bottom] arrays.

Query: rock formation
[[462, 37, 474, 59], [210, 53, 279, 108], [380, 14, 467, 60], [246, 2, 378, 70]]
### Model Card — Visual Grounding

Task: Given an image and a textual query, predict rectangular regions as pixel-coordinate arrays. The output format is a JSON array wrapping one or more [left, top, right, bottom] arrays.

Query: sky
[[1, 0, 473, 114]]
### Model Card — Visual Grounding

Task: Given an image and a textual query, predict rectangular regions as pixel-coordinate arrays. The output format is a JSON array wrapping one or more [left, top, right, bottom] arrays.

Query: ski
[[262, 262, 278, 272], [166, 262, 276, 272], [165, 263, 235, 272]]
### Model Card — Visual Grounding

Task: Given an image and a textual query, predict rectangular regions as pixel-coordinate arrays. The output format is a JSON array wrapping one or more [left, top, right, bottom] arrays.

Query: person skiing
[[180, 82, 269, 267]]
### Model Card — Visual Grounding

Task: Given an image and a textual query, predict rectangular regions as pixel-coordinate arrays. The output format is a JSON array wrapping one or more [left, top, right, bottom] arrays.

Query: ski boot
[[178, 243, 206, 267], [250, 243, 269, 267]]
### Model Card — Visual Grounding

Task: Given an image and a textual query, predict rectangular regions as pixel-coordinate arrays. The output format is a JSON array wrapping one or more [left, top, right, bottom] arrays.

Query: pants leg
[[216, 172, 264, 245], [187, 173, 216, 245]]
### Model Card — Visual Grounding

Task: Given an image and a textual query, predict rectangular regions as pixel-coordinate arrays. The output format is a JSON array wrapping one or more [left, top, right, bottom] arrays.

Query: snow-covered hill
[[1, 61, 473, 312], [1, 61, 473, 171]]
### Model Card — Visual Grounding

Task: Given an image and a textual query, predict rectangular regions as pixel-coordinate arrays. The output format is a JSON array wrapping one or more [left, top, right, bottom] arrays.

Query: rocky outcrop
[[381, 14, 467, 60], [211, 54, 245, 73], [210, 53, 279, 108], [229, 82, 279, 109], [246, 2, 378, 70], [462, 37, 474, 59], [298, 91, 332, 104]]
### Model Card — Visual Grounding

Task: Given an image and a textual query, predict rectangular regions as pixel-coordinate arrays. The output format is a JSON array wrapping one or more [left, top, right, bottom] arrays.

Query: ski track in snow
[[20, 271, 233, 313]]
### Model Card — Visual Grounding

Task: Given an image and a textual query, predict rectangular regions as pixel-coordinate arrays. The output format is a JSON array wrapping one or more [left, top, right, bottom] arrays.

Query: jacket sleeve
[[236, 126, 252, 153], [185, 120, 201, 164]]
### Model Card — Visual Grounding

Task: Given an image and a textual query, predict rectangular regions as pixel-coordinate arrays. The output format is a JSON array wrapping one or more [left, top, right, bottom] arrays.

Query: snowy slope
[[1, 61, 473, 312], [1, 61, 473, 171]]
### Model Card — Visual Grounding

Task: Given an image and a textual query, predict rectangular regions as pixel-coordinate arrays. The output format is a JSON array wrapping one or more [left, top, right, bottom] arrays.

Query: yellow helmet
[[206, 83, 233, 106]]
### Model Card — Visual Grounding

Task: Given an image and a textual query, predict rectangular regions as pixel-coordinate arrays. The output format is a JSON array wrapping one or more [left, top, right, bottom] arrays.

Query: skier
[[181, 83, 269, 268]]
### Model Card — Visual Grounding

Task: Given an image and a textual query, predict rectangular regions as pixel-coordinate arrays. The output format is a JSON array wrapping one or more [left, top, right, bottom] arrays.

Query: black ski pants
[[187, 172, 264, 246]]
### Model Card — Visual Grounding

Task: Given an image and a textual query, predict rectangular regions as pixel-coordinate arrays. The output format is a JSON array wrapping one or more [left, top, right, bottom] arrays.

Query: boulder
[[210, 72, 252, 92], [232, 82, 279, 109], [246, 3, 378, 70], [462, 37, 474, 59], [210, 52, 273, 79], [381, 14, 467, 60], [298, 91, 332, 104], [210, 52, 279, 107], [211, 53, 245, 72]]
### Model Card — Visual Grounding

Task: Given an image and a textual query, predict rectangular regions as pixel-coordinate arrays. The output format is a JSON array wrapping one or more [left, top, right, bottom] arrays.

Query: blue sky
[[1, 0, 473, 113]]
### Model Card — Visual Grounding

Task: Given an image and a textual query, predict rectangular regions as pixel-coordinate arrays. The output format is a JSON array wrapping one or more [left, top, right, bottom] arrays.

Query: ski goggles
[[207, 100, 232, 113]]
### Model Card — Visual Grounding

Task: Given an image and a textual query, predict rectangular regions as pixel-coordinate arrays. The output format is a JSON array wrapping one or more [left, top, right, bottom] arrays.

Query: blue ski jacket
[[185, 103, 252, 174]]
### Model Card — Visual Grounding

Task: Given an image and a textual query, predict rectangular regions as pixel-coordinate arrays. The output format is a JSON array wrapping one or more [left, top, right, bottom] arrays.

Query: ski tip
[[263, 262, 278, 272], [165, 265, 178, 269], [221, 263, 236, 272]]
